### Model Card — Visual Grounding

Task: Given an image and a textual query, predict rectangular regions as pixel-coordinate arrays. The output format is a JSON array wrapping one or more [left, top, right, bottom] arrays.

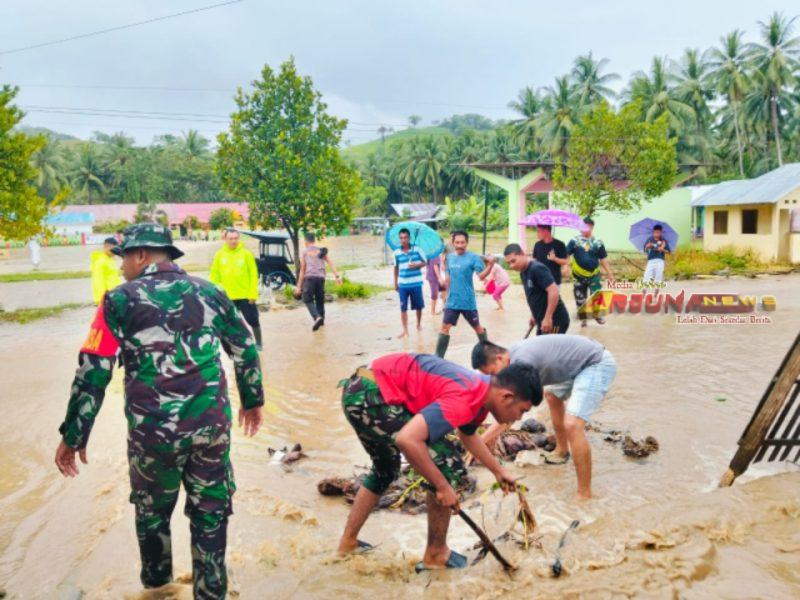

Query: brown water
[[0, 238, 799, 599]]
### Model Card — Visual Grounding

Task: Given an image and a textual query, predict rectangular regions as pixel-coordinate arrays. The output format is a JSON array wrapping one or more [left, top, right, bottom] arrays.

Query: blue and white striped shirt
[[393, 246, 427, 288]]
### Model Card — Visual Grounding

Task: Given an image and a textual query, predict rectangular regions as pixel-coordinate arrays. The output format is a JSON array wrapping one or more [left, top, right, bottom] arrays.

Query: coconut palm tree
[[398, 137, 446, 203], [537, 76, 583, 161], [748, 11, 800, 166], [708, 29, 752, 175], [181, 129, 210, 159], [624, 56, 696, 137], [70, 144, 106, 204], [571, 52, 619, 106], [671, 48, 714, 131], [31, 138, 68, 201], [508, 86, 545, 157]]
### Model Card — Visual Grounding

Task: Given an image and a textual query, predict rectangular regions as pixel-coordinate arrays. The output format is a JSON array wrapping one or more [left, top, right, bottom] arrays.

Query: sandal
[[543, 451, 571, 465], [355, 540, 375, 554], [415, 550, 467, 573]]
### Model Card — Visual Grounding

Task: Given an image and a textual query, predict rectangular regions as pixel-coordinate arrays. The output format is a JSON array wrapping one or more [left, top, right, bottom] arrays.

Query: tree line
[[350, 12, 800, 215], [30, 129, 229, 205]]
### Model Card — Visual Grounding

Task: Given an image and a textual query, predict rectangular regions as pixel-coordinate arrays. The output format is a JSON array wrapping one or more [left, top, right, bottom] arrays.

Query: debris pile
[[317, 469, 476, 515], [268, 443, 308, 470], [588, 424, 660, 458]]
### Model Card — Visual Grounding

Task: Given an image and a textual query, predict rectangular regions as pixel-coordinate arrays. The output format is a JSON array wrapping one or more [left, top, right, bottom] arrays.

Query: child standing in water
[[483, 258, 510, 310]]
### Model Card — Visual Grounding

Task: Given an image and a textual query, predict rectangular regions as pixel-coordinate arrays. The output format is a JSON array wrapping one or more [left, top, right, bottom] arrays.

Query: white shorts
[[545, 350, 617, 422]]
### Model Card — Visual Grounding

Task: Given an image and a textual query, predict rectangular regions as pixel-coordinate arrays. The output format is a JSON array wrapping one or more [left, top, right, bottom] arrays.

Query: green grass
[[0, 270, 91, 283], [336, 263, 366, 272], [0, 302, 90, 324], [327, 278, 390, 299]]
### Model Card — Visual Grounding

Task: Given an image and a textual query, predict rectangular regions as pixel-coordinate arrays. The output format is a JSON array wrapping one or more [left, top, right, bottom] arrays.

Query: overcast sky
[[2, 0, 798, 146]]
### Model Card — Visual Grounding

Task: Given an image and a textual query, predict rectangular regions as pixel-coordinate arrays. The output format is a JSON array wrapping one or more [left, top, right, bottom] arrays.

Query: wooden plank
[[720, 332, 800, 486]]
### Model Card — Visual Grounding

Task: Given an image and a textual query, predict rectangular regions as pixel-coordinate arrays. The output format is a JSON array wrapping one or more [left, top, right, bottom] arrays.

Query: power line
[[13, 82, 515, 113], [20, 104, 407, 129], [0, 0, 245, 55]]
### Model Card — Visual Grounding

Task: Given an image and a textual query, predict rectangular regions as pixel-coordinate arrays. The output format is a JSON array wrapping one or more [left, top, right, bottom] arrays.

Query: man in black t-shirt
[[501, 244, 570, 335], [532, 225, 568, 285]]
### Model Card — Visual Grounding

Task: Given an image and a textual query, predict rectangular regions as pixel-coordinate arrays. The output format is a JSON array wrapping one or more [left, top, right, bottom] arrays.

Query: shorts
[[442, 308, 480, 328], [339, 372, 466, 495], [398, 286, 425, 312], [545, 349, 617, 422]]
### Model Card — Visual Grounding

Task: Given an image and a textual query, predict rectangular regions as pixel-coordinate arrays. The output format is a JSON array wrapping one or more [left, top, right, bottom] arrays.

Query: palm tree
[[397, 137, 446, 203], [181, 129, 210, 159], [708, 30, 752, 175], [624, 56, 695, 137], [671, 48, 714, 131], [31, 138, 68, 201], [571, 52, 619, 106], [408, 115, 422, 128], [97, 132, 135, 189], [70, 144, 106, 204], [537, 76, 582, 161], [508, 86, 545, 157], [362, 151, 386, 186], [748, 11, 800, 166]]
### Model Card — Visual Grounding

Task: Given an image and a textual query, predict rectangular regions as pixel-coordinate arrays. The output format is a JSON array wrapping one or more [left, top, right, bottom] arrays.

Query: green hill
[[16, 125, 78, 141], [342, 126, 454, 163]]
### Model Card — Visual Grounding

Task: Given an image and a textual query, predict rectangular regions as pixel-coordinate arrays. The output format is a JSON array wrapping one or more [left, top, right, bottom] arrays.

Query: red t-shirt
[[371, 353, 491, 442]]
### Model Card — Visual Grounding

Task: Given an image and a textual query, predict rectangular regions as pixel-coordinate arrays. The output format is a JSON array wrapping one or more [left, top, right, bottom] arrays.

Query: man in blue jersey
[[435, 231, 492, 358], [393, 228, 428, 338]]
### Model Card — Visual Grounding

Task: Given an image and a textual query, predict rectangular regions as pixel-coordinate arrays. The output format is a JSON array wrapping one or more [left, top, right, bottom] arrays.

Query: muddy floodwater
[[1, 237, 799, 599]]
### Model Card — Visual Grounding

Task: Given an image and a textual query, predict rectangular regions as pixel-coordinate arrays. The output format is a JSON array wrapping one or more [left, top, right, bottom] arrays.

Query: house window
[[713, 210, 728, 235], [742, 209, 758, 234]]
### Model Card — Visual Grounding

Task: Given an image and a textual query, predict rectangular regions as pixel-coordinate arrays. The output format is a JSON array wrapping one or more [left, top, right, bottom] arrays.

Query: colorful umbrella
[[629, 218, 679, 252], [519, 209, 584, 229], [385, 221, 445, 259]]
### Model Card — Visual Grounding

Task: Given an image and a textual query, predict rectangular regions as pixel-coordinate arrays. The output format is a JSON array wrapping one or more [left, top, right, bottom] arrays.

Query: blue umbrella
[[385, 221, 445, 258], [629, 218, 679, 252]]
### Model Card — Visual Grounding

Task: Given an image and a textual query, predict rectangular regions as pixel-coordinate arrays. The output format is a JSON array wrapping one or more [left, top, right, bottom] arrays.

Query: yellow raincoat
[[209, 243, 259, 301], [90, 250, 122, 304]]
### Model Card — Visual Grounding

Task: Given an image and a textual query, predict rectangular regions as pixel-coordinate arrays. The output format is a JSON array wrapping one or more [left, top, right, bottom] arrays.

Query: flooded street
[[0, 236, 798, 599]]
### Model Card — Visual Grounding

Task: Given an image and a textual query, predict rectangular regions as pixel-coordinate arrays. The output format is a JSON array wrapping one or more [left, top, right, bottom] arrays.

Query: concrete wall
[[552, 187, 697, 252], [702, 203, 779, 260]]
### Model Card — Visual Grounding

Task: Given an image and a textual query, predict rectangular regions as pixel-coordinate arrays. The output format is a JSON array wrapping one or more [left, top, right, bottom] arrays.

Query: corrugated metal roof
[[692, 163, 800, 206], [390, 203, 442, 219]]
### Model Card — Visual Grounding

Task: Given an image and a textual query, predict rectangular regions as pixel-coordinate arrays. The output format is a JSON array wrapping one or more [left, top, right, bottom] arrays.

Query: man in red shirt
[[336, 353, 542, 571]]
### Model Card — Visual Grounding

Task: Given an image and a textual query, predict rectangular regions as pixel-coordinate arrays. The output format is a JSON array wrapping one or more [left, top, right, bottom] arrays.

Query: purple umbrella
[[519, 209, 584, 230], [629, 218, 679, 252]]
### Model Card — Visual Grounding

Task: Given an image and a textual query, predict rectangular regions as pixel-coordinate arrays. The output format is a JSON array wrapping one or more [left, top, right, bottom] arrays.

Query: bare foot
[[337, 539, 359, 555], [421, 547, 452, 569], [397, 331, 408, 339], [576, 490, 593, 501]]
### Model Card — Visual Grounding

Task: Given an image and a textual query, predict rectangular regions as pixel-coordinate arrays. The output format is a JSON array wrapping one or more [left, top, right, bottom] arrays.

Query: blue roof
[[45, 212, 95, 225]]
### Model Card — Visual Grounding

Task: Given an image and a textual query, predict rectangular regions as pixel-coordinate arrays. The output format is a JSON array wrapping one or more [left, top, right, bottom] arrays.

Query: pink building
[[59, 202, 250, 227]]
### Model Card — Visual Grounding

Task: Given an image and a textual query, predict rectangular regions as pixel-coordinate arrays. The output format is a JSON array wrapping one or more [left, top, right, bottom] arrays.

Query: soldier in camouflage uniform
[[336, 353, 541, 572], [54, 224, 264, 600]]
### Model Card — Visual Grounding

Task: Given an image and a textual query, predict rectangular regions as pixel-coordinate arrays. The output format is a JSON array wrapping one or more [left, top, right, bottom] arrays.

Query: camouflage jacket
[[60, 262, 264, 450]]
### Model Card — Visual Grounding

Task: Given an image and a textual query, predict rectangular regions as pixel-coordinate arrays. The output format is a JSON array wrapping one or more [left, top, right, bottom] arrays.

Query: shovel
[[458, 509, 516, 572]]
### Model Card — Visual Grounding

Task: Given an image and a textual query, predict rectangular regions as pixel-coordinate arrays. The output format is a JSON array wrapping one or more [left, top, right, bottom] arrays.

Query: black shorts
[[442, 308, 480, 327]]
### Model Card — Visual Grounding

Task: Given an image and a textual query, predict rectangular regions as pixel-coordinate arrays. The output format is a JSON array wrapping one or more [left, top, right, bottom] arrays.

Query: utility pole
[[482, 180, 489, 255]]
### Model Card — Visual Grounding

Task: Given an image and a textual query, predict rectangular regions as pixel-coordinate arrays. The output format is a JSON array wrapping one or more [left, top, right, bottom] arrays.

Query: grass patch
[[0, 302, 90, 324], [0, 270, 90, 283], [327, 277, 390, 299], [668, 246, 767, 279], [336, 263, 366, 272]]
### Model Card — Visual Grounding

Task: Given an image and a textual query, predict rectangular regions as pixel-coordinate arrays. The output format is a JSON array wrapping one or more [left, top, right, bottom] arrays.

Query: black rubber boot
[[435, 333, 450, 358]]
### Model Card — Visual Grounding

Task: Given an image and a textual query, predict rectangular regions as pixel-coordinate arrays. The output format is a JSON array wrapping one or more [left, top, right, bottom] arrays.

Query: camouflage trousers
[[573, 272, 603, 319], [128, 427, 234, 600], [340, 371, 466, 495]]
